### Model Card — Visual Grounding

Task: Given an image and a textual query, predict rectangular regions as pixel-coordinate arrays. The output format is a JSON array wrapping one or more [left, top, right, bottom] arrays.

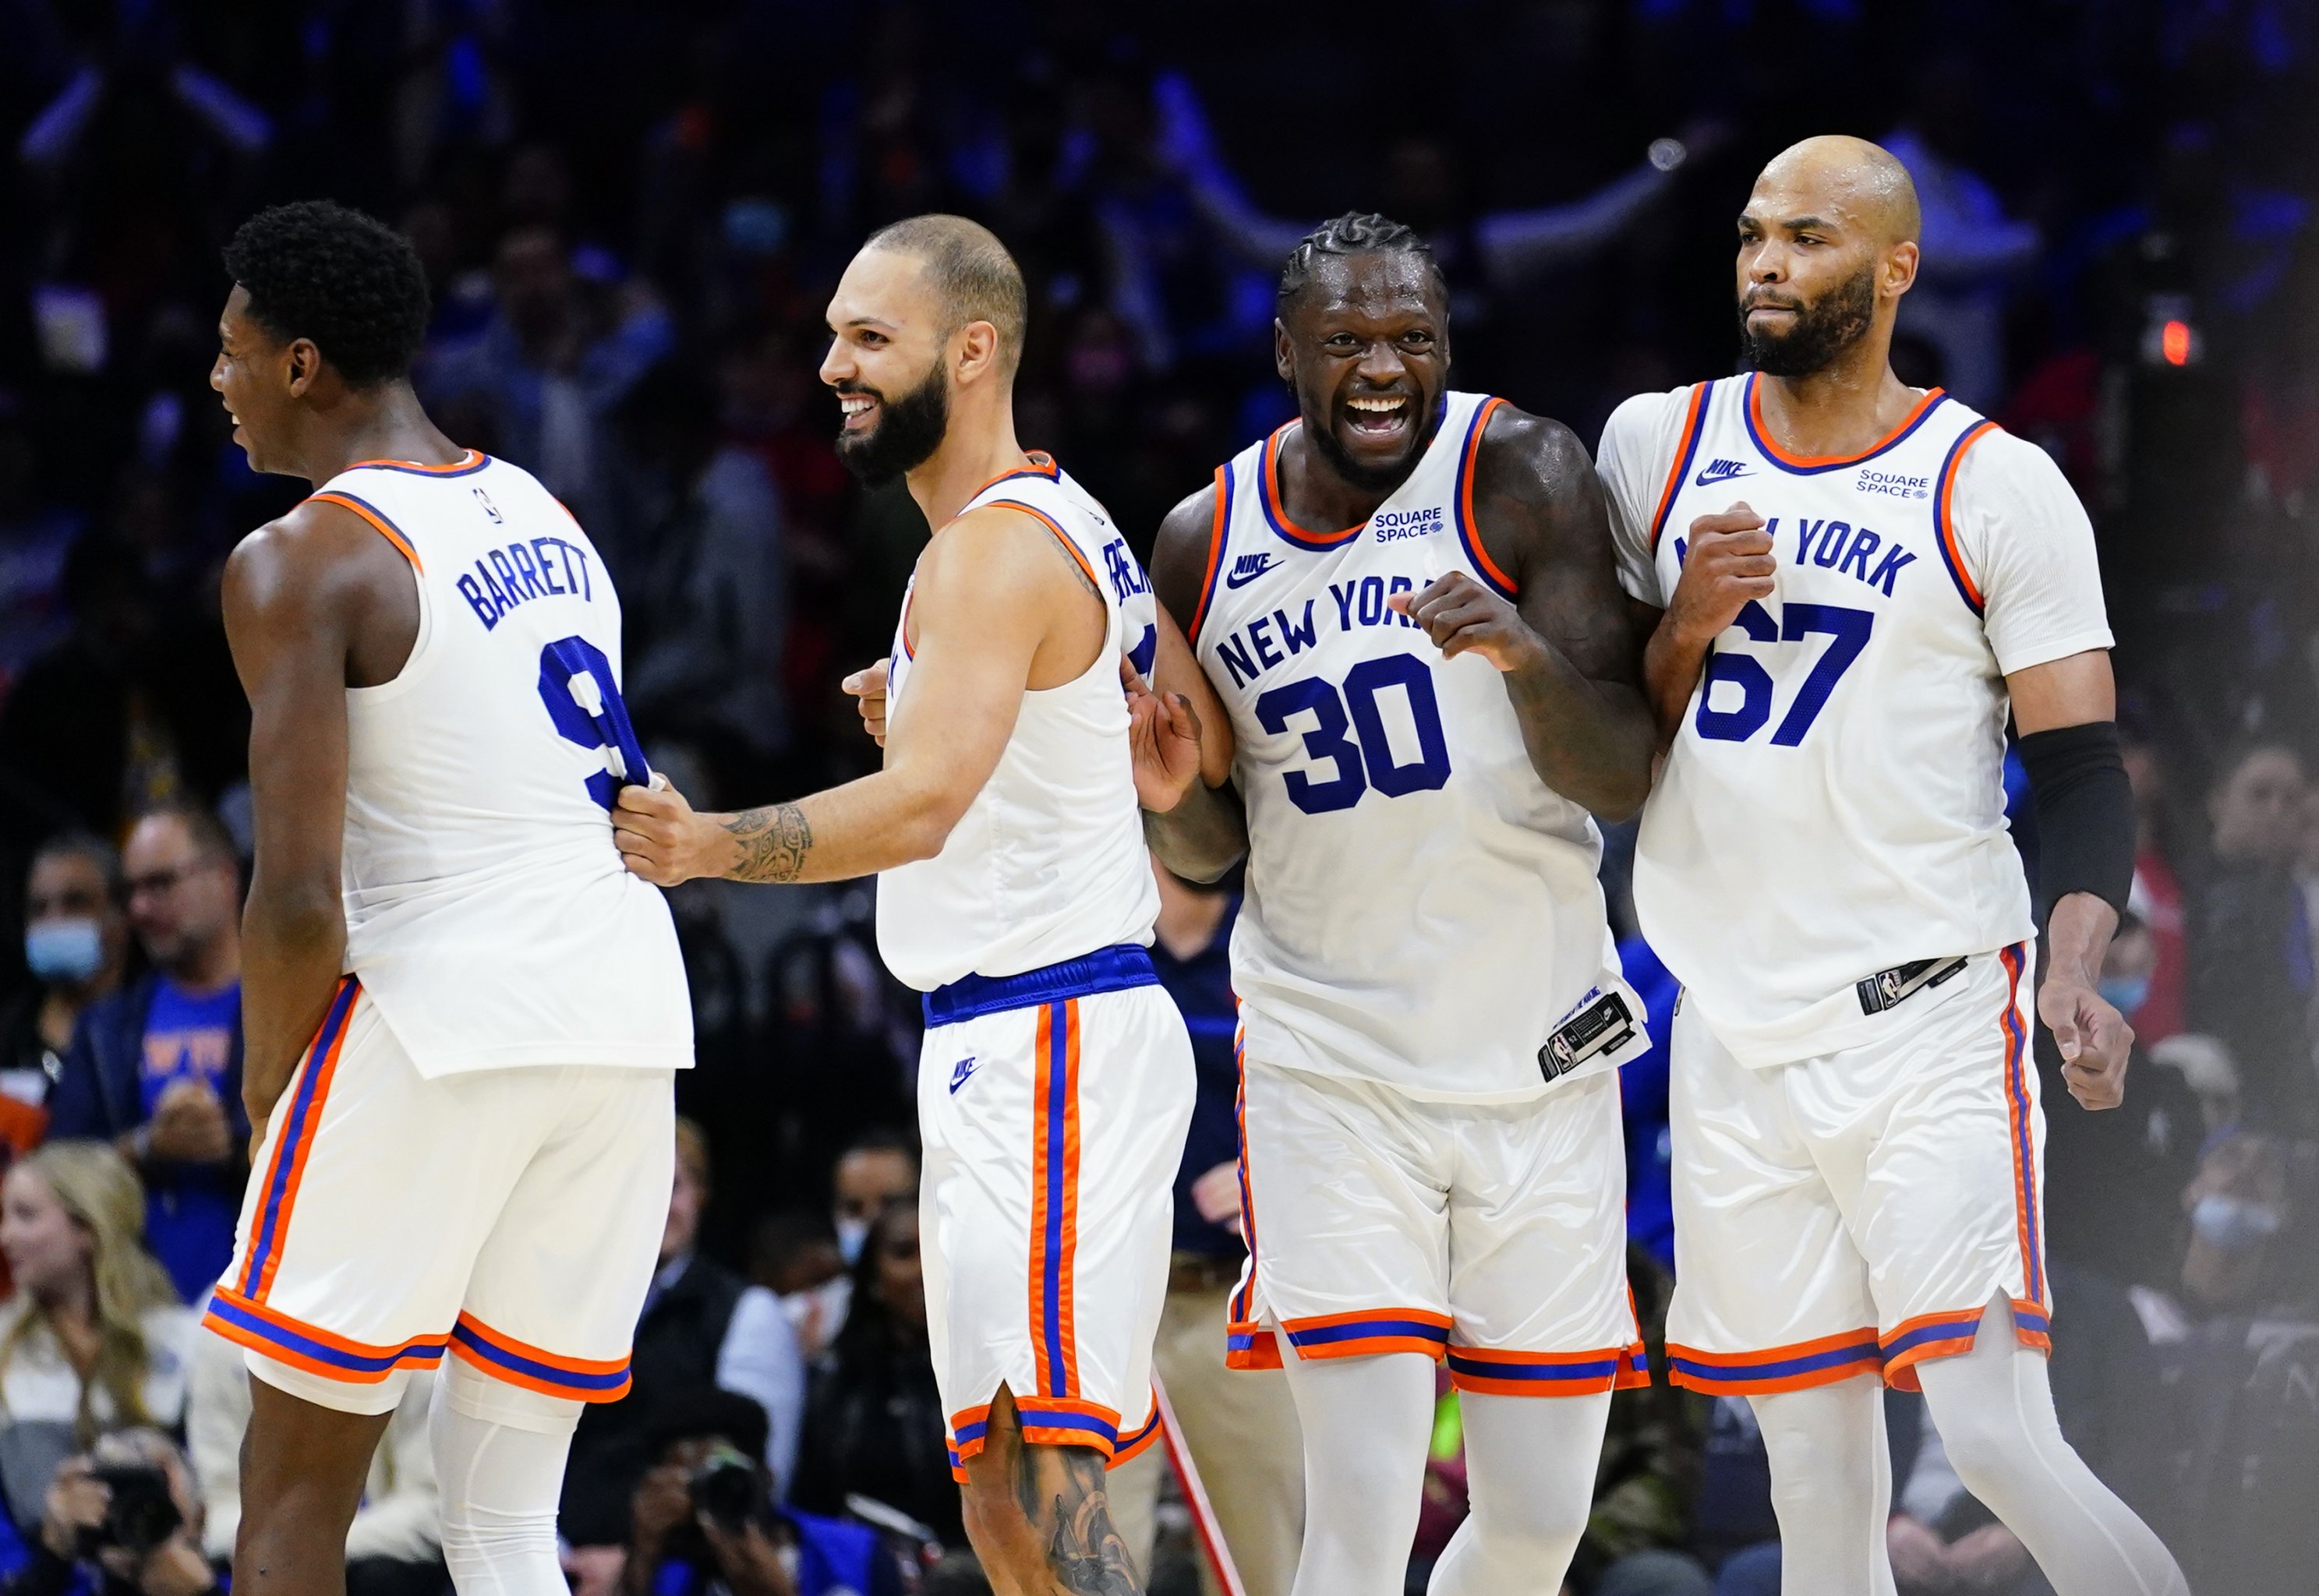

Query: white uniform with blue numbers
[[877, 454, 1193, 1478], [1191, 396, 1646, 1395], [1599, 376, 2111, 1396], [207, 450, 687, 1423]]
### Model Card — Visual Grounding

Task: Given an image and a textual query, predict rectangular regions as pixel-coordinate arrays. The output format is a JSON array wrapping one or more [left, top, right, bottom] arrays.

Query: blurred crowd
[[0, 1, 2313, 1594]]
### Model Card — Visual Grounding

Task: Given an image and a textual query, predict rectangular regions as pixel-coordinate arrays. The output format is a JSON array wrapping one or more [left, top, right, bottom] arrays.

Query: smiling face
[[818, 246, 956, 484], [210, 285, 307, 475], [1734, 139, 1920, 379], [1275, 250, 1451, 493]]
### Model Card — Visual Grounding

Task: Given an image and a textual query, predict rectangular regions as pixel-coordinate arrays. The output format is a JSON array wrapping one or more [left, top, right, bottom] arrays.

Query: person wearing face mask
[[1, 835, 129, 1130], [782, 1132, 921, 1362], [47, 807, 248, 1307], [560, 1120, 805, 1552]]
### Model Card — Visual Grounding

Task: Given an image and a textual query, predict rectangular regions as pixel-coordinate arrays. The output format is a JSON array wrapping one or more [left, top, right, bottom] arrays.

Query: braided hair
[[1276, 212, 1446, 309]]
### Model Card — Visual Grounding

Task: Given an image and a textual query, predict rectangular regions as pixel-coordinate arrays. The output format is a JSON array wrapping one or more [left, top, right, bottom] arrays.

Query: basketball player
[[1134, 214, 1661, 1596], [207, 202, 692, 1596], [613, 215, 1199, 1596], [1598, 139, 2187, 1595]]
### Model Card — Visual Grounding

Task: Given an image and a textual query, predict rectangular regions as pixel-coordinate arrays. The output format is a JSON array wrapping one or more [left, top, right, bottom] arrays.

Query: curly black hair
[[221, 201, 431, 389], [1276, 211, 1447, 309]]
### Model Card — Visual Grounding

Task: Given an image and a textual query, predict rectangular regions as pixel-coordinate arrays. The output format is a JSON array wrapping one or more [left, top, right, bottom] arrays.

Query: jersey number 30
[[1254, 654, 1451, 814], [538, 636, 652, 810], [1695, 601, 1874, 746]]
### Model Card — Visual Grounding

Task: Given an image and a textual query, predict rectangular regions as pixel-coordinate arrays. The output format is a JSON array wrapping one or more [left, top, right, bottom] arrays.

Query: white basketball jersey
[[1192, 393, 1641, 1103], [1600, 375, 2113, 1067], [875, 455, 1161, 991], [311, 450, 692, 1077]]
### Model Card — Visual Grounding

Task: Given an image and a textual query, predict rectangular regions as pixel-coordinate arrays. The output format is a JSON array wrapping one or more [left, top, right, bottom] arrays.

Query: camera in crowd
[[80, 1464, 182, 1559]]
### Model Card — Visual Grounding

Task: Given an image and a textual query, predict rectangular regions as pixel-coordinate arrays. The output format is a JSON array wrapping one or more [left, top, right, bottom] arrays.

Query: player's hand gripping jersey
[[1190, 392, 1645, 1102], [322, 450, 691, 1072], [1600, 376, 2112, 1067]]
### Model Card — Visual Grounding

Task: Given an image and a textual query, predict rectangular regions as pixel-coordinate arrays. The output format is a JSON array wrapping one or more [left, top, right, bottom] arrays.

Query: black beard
[[833, 365, 950, 486], [1737, 265, 1877, 377], [1302, 397, 1442, 493]]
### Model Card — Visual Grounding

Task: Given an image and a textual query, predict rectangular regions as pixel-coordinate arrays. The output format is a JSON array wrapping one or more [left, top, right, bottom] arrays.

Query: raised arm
[[614, 505, 1094, 885], [221, 501, 415, 1140], [1393, 408, 1656, 818], [1138, 481, 1250, 883]]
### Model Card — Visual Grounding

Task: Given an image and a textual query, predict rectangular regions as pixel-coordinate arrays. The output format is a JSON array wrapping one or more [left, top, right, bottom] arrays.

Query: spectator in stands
[[609, 358, 790, 780], [0, 835, 127, 1124], [2175, 1132, 2300, 1318], [562, 1120, 805, 1546], [9, 1429, 217, 1596], [0, 1144, 194, 1524], [1108, 864, 1302, 1596], [48, 807, 246, 1303], [2191, 742, 2317, 1135], [606, 1387, 886, 1596], [790, 1200, 958, 1547], [788, 1132, 919, 1359], [185, 1334, 441, 1596], [751, 1212, 846, 1365]]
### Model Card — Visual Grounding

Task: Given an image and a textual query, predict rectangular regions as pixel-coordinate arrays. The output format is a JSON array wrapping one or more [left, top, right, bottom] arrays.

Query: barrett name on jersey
[[1599, 376, 2112, 1068]]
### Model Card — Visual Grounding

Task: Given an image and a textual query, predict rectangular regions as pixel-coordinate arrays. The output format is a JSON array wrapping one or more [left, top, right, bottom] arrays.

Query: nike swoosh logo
[[1224, 560, 1279, 589], [1694, 464, 1752, 486]]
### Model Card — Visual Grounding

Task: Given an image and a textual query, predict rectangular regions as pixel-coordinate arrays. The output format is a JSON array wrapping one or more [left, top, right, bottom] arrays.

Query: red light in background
[[2161, 320, 2193, 366]]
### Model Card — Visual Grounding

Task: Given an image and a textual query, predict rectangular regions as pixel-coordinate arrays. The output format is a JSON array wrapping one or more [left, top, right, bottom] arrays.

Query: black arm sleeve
[[2017, 720, 2134, 916]]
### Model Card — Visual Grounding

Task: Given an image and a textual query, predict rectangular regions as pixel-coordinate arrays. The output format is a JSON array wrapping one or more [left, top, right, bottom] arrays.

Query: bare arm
[[1139, 482, 1250, 882], [221, 502, 415, 1135], [1635, 503, 1777, 747], [2011, 648, 2130, 1109], [616, 506, 1099, 885], [1393, 408, 1656, 819]]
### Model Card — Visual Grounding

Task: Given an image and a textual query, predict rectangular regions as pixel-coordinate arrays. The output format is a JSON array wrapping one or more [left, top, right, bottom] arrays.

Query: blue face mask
[[2099, 973, 2151, 1017], [2190, 1194, 2283, 1252], [24, 918, 103, 984]]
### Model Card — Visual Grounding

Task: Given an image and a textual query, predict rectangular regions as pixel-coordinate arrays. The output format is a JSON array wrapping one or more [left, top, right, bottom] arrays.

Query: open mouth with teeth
[[1342, 392, 1413, 439], [836, 390, 879, 431]]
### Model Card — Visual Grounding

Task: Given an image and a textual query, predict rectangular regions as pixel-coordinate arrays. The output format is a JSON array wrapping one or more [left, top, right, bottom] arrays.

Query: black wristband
[[2017, 720, 2134, 916]]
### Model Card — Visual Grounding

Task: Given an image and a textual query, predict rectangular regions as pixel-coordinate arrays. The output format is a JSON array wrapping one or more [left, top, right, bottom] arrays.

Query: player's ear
[[954, 320, 1001, 386], [1882, 240, 1920, 302], [1273, 318, 1294, 384], [284, 337, 323, 397]]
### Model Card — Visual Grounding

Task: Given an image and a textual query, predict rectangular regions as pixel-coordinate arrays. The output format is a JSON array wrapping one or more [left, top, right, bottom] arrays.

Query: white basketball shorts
[[203, 976, 674, 1423], [1666, 945, 2052, 1396], [915, 947, 1193, 1478], [1228, 1046, 1646, 1397]]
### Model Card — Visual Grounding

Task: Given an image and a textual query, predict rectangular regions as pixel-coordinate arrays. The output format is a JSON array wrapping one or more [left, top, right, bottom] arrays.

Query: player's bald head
[[1752, 136, 1921, 248], [860, 214, 1027, 376]]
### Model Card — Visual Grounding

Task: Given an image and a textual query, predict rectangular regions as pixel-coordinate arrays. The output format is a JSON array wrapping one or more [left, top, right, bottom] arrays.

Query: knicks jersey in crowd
[[1191, 392, 1642, 1101], [1600, 375, 2112, 1066], [312, 450, 691, 1073], [875, 454, 1161, 990]]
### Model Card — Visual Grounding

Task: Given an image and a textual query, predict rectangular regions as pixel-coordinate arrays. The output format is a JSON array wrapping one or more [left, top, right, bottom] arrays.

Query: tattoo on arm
[[1013, 1444, 1140, 1595], [723, 803, 811, 883]]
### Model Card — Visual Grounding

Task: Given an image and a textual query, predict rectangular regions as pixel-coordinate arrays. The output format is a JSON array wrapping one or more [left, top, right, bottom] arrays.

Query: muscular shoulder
[[224, 496, 413, 631], [921, 501, 1098, 609], [1148, 478, 1221, 626], [1596, 384, 1708, 556], [1468, 402, 1610, 586]]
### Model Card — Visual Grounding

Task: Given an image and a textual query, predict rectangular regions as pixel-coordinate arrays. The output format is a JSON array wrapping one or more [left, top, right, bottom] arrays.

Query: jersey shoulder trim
[[1257, 424, 1364, 551], [1933, 418, 2003, 615], [342, 449, 490, 478], [981, 496, 1103, 595], [1742, 373, 1950, 475], [307, 490, 423, 571], [1648, 380, 1716, 553], [967, 450, 1062, 500], [1187, 465, 1232, 644], [1453, 395, 1518, 598]]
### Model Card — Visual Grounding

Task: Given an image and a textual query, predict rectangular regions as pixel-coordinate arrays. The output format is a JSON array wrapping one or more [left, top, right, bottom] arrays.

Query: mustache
[[1741, 292, 1804, 312], [831, 380, 884, 401]]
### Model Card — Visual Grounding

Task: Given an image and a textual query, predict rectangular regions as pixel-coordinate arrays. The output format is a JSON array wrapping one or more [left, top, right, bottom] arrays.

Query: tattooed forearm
[[1014, 1443, 1140, 1596], [722, 803, 812, 883]]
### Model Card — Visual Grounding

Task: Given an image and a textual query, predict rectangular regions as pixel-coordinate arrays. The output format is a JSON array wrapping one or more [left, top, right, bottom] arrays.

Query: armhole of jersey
[[1186, 465, 1232, 645], [311, 486, 435, 701], [1452, 396, 1518, 600], [981, 497, 1118, 682], [1933, 420, 2000, 616], [1647, 382, 1713, 555]]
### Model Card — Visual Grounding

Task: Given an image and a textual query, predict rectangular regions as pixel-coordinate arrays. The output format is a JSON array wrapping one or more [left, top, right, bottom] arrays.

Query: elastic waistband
[[923, 944, 1157, 1027]]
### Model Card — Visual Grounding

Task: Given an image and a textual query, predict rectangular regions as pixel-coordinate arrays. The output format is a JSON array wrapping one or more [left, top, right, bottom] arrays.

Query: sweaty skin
[[1630, 136, 2131, 1111], [1142, 248, 1654, 883]]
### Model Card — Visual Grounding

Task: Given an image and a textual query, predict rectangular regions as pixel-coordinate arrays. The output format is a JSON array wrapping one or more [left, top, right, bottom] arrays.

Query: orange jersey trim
[[1454, 396, 1519, 596], [1935, 420, 1999, 612], [1186, 466, 1231, 644], [1746, 376, 1948, 471], [309, 493, 423, 572], [1260, 425, 1363, 547], [986, 499, 1102, 595], [1648, 383, 1713, 553]]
